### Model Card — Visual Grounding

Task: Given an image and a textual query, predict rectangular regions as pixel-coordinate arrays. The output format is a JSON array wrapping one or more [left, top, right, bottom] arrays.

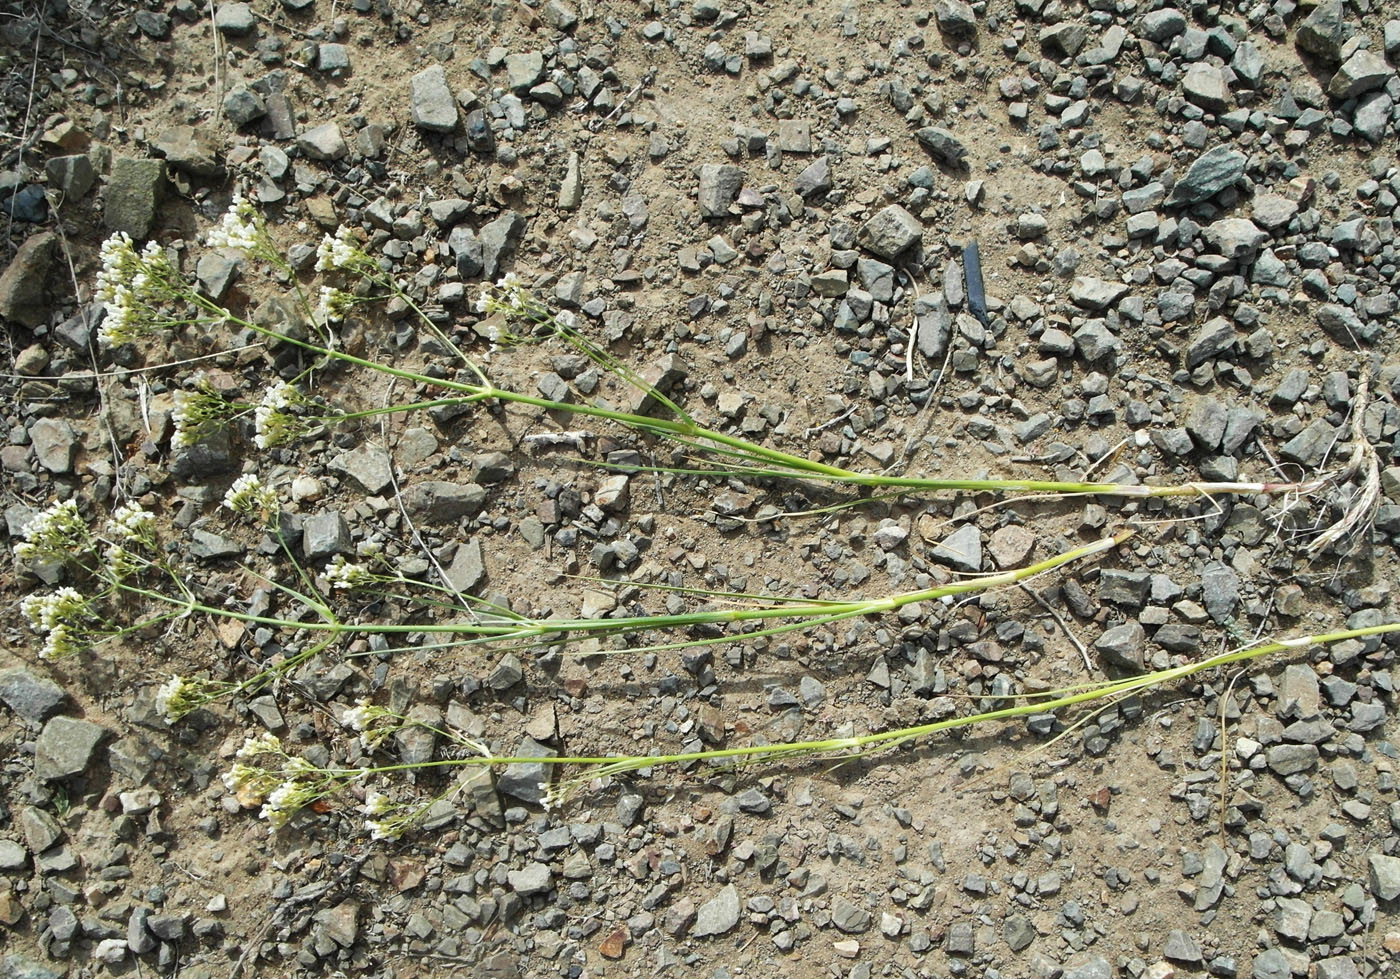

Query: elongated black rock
[[963, 240, 988, 325]]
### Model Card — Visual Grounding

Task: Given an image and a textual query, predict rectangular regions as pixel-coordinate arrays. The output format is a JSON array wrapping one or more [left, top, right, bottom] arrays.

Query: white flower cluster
[[316, 226, 363, 272], [315, 285, 354, 326], [223, 474, 279, 516], [14, 499, 88, 562], [170, 374, 233, 448], [324, 554, 372, 590], [153, 674, 219, 723], [474, 272, 534, 319], [254, 382, 301, 449], [341, 698, 393, 751], [95, 232, 170, 345], [258, 757, 320, 831], [107, 503, 155, 543], [20, 587, 88, 659], [206, 194, 262, 253]]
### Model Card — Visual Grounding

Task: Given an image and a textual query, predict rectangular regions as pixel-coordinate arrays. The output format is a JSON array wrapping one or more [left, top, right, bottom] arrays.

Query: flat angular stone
[[105, 158, 166, 238], [915, 127, 969, 169], [411, 66, 458, 132], [403, 481, 485, 522], [297, 122, 347, 161], [1183, 64, 1230, 113], [931, 524, 981, 572], [155, 126, 223, 177], [1068, 276, 1127, 311], [0, 231, 56, 328], [1328, 49, 1392, 100], [1167, 146, 1245, 207], [0, 668, 68, 722], [693, 884, 740, 936], [331, 442, 394, 495], [1185, 316, 1237, 368], [857, 205, 923, 260], [1295, 0, 1348, 62], [35, 716, 108, 780]]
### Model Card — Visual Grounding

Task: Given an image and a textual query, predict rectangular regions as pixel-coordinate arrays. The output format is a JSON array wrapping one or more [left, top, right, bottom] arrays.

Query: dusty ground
[[3, 0, 1400, 977]]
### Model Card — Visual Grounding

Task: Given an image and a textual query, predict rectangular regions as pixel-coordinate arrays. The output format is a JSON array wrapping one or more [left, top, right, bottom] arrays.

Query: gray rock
[[1295, 0, 1348, 63], [1185, 316, 1237, 368], [1099, 569, 1150, 606], [1316, 303, 1380, 344], [1231, 42, 1265, 87], [1352, 92, 1393, 144], [558, 151, 583, 210], [1250, 249, 1290, 287], [155, 126, 223, 178], [487, 653, 524, 690], [1279, 418, 1338, 467], [223, 85, 266, 126], [189, 528, 243, 560], [1369, 853, 1400, 901], [934, 0, 977, 35], [35, 716, 108, 780], [0, 839, 28, 870], [29, 418, 77, 473], [794, 155, 831, 198], [395, 704, 440, 764], [317, 900, 359, 948], [1167, 146, 1245, 206], [1040, 22, 1087, 57], [1003, 914, 1035, 951], [857, 204, 923, 260], [540, 0, 578, 30], [213, 2, 256, 35], [915, 127, 969, 169], [1072, 320, 1121, 362], [105, 158, 166, 239], [2, 954, 62, 979], [444, 538, 486, 593], [1187, 398, 1228, 449], [1096, 621, 1146, 671], [316, 43, 350, 73], [298, 122, 347, 161], [831, 897, 872, 933], [1252, 948, 1290, 979], [411, 66, 458, 132], [403, 481, 485, 522], [1141, 8, 1186, 41], [1068, 276, 1127, 311], [931, 524, 981, 572], [1200, 561, 1239, 622], [196, 251, 241, 301], [1183, 64, 1230, 113], [127, 907, 157, 954], [0, 231, 55, 328], [1205, 217, 1266, 263], [507, 862, 552, 895], [480, 210, 525, 278], [19, 806, 62, 852], [1062, 956, 1112, 979], [1328, 49, 1392, 99], [45, 155, 96, 200], [302, 511, 350, 562], [693, 884, 740, 936], [0, 668, 68, 722], [331, 442, 394, 494], [464, 108, 495, 153], [696, 163, 746, 217], [505, 51, 545, 91], [1273, 896, 1311, 941], [496, 736, 555, 803], [1314, 958, 1361, 979], [1266, 743, 1319, 776], [169, 428, 235, 479]]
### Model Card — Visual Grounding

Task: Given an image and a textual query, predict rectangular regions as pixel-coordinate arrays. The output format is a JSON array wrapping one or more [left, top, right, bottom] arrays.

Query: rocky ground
[[3, 0, 1400, 977]]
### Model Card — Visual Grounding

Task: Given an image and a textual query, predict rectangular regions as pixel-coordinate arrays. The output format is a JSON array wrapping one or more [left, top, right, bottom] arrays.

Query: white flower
[[361, 789, 392, 816], [95, 233, 173, 345], [40, 623, 80, 660], [315, 285, 353, 325], [253, 382, 301, 450], [223, 474, 279, 515], [366, 816, 403, 841], [236, 732, 283, 761], [107, 504, 155, 543], [259, 780, 306, 830], [324, 555, 372, 590], [315, 226, 362, 272], [206, 194, 262, 253], [475, 272, 532, 319], [342, 700, 376, 732], [16, 500, 88, 560], [104, 543, 140, 580], [154, 675, 188, 721], [21, 586, 88, 658], [222, 763, 260, 792]]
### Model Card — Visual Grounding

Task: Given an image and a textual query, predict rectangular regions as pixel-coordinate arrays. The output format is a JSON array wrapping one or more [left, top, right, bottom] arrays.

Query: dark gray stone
[[1167, 146, 1245, 206], [302, 511, 350, 562], [915, 127, 969, 169], [931, 524, 981, 572], [331, 442, 394, 495], [1185, 316, 1237, 368], [857, 204, 923, 260], [831, 897, 872, 933], [0, 667, 68, 722], [403, 481, 486, 522], [1295, 0, 1348, 63], [35, 716, 108, 780], [0, 232, 56, 328], [297, 122, 348, 161], [480, 210, 525, 278], [105, 158, 166, 239], [1096, 621, 1146, 671], [411, 65, 458, 132], [155, 126, 223, 178], [496, 736, 555, 803], [696, 163, 746, 217], [45, 155, 96, 200], [223, 85, 266, 126]]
